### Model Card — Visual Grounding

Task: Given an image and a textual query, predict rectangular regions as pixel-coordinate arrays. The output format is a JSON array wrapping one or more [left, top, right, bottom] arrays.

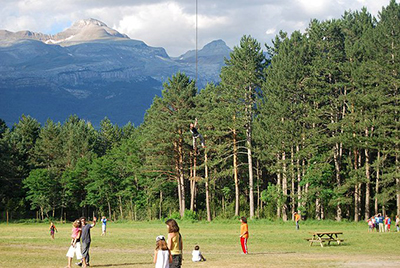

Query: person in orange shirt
[[294, 212, 301, 230], [239, 216, 249, 254]]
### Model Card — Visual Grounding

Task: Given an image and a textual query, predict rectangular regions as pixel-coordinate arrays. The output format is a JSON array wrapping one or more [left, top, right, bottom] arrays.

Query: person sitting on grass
[[192, 245, 206, 262]]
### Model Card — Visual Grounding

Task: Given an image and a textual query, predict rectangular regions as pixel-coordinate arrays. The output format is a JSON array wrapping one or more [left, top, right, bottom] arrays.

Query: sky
[[0, 0, 395, 56]]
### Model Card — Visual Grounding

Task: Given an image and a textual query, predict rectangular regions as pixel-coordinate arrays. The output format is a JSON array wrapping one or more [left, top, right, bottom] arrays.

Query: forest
[[0, 1, 398, 223]]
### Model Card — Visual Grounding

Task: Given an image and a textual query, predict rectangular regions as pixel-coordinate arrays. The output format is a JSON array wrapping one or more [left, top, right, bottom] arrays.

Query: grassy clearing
[[0, 220, 399, 267]]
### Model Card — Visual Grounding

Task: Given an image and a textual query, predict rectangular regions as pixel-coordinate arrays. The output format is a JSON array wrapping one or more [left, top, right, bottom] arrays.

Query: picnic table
[[305, 231, 344, 247]]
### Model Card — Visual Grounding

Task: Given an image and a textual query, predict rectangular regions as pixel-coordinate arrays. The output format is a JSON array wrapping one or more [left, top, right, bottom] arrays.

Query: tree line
[[0, 1, 398, 222]]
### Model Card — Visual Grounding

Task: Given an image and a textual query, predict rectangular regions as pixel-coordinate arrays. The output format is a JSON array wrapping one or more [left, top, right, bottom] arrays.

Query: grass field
[[0, 220, 399, 267]]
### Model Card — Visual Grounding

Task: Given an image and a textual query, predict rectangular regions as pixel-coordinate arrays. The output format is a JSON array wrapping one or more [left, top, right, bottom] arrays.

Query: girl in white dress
[[154, 235, 172, 268]]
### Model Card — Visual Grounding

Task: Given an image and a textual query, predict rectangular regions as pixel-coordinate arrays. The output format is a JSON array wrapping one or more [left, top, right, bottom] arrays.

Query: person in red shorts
[[239, 216, 249, 254]]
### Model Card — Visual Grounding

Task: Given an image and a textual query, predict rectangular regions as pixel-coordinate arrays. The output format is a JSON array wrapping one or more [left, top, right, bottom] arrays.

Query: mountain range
[[0, 18, 231, 127]]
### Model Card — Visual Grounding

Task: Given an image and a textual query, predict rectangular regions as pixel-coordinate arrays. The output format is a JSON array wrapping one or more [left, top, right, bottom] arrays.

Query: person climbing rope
[[189, 118, 205, 149]]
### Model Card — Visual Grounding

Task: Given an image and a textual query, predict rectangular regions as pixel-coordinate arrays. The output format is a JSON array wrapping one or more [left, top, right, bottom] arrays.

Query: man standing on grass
[[77, 216, 96, 267]]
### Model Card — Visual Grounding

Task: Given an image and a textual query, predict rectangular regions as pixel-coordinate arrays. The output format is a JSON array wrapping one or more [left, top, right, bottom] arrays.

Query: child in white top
[[192, 245, 206, 262], [154, 235, 172, 268]]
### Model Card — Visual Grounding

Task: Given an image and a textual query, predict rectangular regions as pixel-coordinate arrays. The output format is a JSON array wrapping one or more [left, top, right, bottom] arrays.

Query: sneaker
[[75, 263, 82, 267]]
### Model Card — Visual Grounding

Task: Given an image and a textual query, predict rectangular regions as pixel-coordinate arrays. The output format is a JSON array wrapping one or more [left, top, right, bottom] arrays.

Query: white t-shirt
[[192, 250, 202, 262], [155, 250, 170, 268]]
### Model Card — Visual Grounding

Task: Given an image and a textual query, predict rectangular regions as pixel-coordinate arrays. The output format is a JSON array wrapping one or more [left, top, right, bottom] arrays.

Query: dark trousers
[[81, 242, 91, 264], [171, 254, 182, 268]]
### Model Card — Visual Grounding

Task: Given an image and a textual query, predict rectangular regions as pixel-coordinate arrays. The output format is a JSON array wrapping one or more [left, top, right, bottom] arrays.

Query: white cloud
[[0, 0, 395, 56]]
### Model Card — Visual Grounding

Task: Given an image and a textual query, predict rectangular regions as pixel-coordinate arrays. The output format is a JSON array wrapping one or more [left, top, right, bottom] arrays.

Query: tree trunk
[[108, 201, 112, 220], [291, 146, 295, 219], [296, 144, 301, 211], [178, 132, 186, 217], [205, 151, 211, 222], [246, 126, 254, 219], [315, 196, 321, 220], [159, 190, 163, 219], [282, 150, 288, 221], [354, 148, 360, 222], [375, 151, 380, 215], [233, 126, 240, 216], [277, 153, 281, 219], [257, 160, 261, 218], [190, 147, 197, 211], [364, 127, 371, 220]]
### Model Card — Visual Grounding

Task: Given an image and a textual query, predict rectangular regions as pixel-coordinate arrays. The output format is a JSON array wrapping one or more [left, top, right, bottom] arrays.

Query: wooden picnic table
[[305, 231, 344, 247]]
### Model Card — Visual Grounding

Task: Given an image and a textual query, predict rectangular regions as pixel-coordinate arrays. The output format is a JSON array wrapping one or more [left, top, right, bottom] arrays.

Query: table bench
[[305, 231, 344, 247]]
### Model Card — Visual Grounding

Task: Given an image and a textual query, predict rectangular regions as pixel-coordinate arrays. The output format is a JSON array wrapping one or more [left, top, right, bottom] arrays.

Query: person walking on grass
[[239, 216, 249, 254], [66, 220, 82, 268], [154, 235, 172, 268], [166, 219, 183, 268], [294, 212, 301, 230], [49, 221, 58, 240], [101, 216, 107, 236], [76, 216, 96, 267]]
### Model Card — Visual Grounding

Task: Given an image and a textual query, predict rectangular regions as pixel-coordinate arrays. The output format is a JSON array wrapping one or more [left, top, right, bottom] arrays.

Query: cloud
[[0, 0, 394, 56]]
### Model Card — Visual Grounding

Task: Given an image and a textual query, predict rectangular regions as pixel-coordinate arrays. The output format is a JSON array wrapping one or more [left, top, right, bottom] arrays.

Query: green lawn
[[0, 220, 399, 267]]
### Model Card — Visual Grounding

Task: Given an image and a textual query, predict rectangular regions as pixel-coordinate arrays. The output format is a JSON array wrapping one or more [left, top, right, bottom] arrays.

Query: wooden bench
[[305, 232, 344, 247]]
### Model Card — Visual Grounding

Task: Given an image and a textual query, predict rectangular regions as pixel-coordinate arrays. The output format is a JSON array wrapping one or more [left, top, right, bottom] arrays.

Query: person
[[101, 216, 107, 236], [239, 216, 249, 254], [189, 118, 205, 149], [166, 219, 183, 268], [49, 221, 58, 240], [371, 215, 377, 232], [367, 217, 374, 232], [294, 212, 301, 230], [192, 245, 206, 262], [154, 235, 172, 268], [378, 214, 384, 232], [66, 220, 82, 268], [76, 216, 97, 268], [385, 215, 391, 232], [396, 215, 400, 232]]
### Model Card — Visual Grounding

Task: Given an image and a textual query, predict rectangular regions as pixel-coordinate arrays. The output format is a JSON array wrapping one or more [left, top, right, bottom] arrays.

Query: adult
[[378, 214, 384, 232], [77, 216, 96, 267], [166, 219, 183, 268], [189, 118, 205, 149]]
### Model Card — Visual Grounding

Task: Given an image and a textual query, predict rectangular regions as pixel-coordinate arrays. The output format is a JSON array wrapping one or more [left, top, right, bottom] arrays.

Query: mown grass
[[0, 219, 399, 267]]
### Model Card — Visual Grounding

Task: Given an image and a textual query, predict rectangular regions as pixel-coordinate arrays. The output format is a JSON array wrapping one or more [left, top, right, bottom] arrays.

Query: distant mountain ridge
[[0, 19, 231, 127]]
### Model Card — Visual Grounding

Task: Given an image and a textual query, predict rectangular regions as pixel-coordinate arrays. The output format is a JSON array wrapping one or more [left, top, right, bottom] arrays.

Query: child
[[385, 216, 391, 232], [154, 235, 172, 268], [294, 212, 301, 230], [166, 219, 183, 268], [190, 118, 205, 149], [239, 216, 249, 254], [49, 221, 58, 240], [367, 218, 374, 232], [66, 220, 82, 268], [192, 245, 206, 262], [101, 216, 107, 236], [396, 215, 400, 232]]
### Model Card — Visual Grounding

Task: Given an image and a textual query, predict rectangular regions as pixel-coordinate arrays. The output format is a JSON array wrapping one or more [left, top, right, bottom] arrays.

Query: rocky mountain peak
[[71, 18, 108, 28]]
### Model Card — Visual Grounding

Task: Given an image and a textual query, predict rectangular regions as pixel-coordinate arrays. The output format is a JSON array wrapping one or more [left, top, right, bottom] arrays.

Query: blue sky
[[0, 0, 395, 56]]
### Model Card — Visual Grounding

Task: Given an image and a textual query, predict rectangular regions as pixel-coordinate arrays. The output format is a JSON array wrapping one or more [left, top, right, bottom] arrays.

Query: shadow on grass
[[249, 251, 296, 255], [91, 263, 150, 267]]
